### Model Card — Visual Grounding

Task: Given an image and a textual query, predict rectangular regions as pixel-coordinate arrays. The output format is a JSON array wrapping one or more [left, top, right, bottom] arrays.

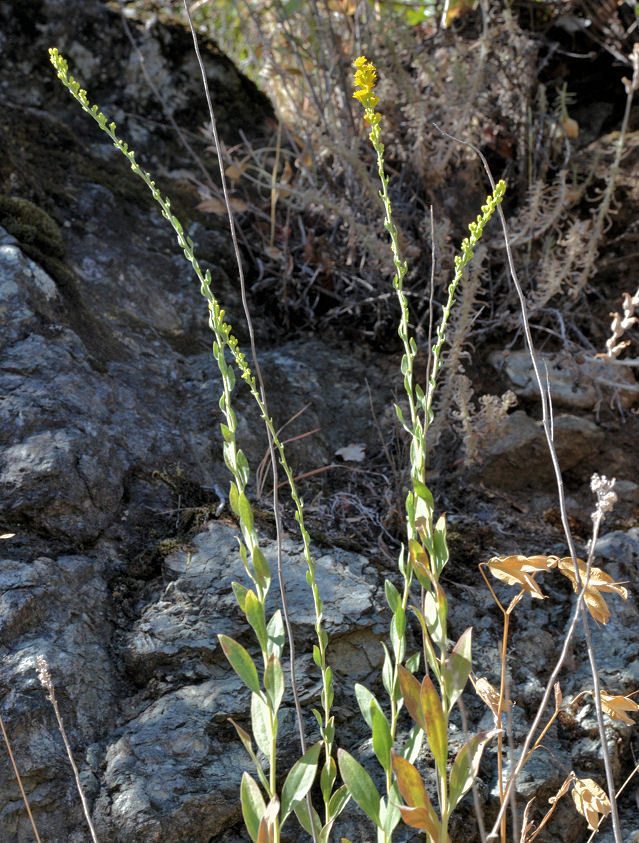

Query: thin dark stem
[[434, 125, 622, 843], [181, 6, 315, 839], [0, 711, 42, 842]]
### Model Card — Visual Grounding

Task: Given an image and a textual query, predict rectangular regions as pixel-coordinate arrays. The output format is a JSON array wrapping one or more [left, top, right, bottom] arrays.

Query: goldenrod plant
[[334, 56, 504, 843], [48, 46, 342, 843]]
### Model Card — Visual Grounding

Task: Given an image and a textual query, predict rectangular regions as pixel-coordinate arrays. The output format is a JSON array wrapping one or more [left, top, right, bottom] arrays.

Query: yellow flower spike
[[352, 56, 381, 120]]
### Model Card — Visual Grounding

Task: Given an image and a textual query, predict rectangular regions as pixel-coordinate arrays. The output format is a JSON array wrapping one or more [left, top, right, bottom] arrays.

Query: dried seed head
[[590, 473, 617, 522], [36, 655, 54, 701]]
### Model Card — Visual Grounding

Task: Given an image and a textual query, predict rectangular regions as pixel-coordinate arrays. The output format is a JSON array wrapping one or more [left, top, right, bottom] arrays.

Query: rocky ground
[[1, 1, 639, 841]]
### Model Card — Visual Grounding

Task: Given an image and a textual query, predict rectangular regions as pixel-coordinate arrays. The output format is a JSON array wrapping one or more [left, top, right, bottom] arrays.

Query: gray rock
[[0, 554, 116, 840], [490, 349, 638, 409], [477, 410, 604, 489]]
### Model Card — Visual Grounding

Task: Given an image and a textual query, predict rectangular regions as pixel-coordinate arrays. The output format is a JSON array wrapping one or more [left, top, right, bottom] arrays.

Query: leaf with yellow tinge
[[391, 751, 441, 838], [600, 690, 639, 725], [557, 557, 628, 624], [485, 555, 558, 599], [572, 778, 610, 831]]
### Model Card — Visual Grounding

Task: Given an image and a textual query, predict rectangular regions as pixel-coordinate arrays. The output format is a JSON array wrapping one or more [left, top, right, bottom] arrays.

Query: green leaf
[[354, 684, 378, 730], [381, 642, 394, 698], [266, 611, 285, 659], [370, 700, 392, 773], [323, 715, 335, 746], [421, 676, 448, 773], [400, 723, 425, 765], [229, 481, 240, 515], [448, 729, 500, 812], [412, 607, 440, 681], [241, 772, 266, 842], [229, 719, 270, 794], [384, 579, 401, 614], [218, 634, 260, 693], [252, 546, 271, 591], [383, 783, 402, 837], [398, 665, 426, 732], [328, 783, 350, 819], [238, 490, 254, 532], [280, 741, 322, 825], [432, 514, 449, 576], [264, 654, 284, 712], [232, 581, 248, 612], [251, 692, 273, 758], [293, 798, 321, 838], [405, 651, 421, 673], [337, 749, 381, 828], [237, 449, 250, 488], [443, 627, 473, 712], [320, 755, 337, 804], [390, 606, 406, 663], [423, 589, 446, 651], [245, 590, 268, 653]]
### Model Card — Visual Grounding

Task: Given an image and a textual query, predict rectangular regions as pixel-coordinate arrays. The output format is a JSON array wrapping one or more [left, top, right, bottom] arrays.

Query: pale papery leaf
[[572, 778, 610, 831], [470, 676, 510, 720], [486, 555, 557, 598], [600, 690, 639, 725], [557, 558, 628, 624]]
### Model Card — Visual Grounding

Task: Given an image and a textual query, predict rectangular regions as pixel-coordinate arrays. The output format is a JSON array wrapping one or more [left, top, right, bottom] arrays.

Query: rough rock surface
[[1, 2, 639, 842], [490, 349, 638, 410]]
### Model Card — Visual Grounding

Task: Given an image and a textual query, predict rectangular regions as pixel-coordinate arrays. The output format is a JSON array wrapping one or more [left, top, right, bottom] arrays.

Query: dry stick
[[36, 657, 99, 843], [181, 7, 318, 841], [256, 403, 314, 499], [0, 712, 42, 842], [434, 126, 623, 843], [458, 695, 488, 843]]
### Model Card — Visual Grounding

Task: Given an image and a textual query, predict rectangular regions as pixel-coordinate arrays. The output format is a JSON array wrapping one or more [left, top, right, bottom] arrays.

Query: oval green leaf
[[280, 741, 322, 825], [241, 772, 266, 842], [337, 748, 381, 828], [218, 634, 260, 693], [448, 729, 500, 813]]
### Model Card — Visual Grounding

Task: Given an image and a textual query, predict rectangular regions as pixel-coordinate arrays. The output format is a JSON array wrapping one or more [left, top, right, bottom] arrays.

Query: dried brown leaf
[[601, 690, 639, 725], [470, 676, 511, 720], [572, 778, 610, 831], [557, 557, 628, 624], [486, 555, 558, 599], [197, 196, 249, 215]]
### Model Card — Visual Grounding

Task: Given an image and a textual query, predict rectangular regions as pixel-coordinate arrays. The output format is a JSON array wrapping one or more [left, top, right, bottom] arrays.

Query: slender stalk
[[36, 657, 98, 843], [49, 45, 333, 839], [0, 711, 42, 842], [433, 127, 623, 843]]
